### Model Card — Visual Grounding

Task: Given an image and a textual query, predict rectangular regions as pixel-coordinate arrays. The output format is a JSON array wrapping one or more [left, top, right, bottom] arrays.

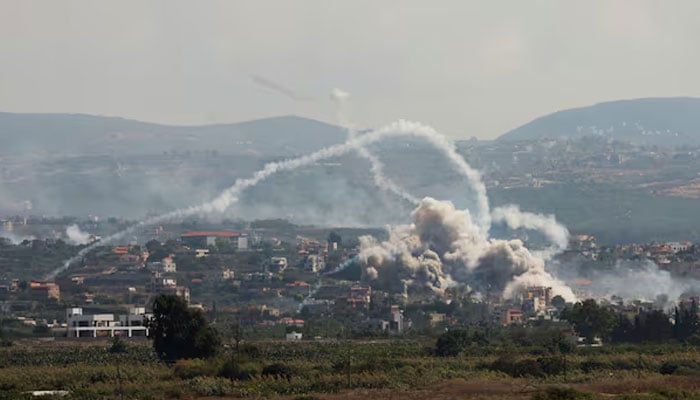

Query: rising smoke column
[[358, 197, 576, 301], [50, 119, 492, 279]]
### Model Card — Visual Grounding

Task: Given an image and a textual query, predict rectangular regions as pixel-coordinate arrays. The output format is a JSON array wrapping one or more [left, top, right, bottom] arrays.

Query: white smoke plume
[[577, 260, 700, 304], [358, 198, 576, 302], [0, 231, 35, 244], [65, 224, 91, 245], [51, 119, 491, 279], [491, 205, 569, 257]]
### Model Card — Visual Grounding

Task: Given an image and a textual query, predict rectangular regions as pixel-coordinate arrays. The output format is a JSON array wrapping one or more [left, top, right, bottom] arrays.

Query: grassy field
[[1, 338, 699, 399]]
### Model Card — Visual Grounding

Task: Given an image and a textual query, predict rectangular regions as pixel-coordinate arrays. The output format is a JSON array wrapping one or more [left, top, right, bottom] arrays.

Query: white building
[[162, 257, 177, 273], [66, 307, 151, 338], [286, 331, 303, 341], [390, 305, 405, 334], [668, 242, 691, 253], [305, 254, 325, 273], [269, 257, 288, 272]]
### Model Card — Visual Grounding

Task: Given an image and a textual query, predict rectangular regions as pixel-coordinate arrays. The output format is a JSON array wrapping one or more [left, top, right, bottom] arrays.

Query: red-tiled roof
[[181, 231, 243, 238]]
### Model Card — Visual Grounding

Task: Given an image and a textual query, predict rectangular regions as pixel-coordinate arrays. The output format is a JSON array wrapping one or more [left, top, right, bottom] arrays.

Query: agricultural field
[[1, 339, 700, 400]]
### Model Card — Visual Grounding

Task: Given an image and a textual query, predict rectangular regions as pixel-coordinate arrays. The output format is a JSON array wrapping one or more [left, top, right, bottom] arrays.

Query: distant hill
[[499, 97, 700, 146], [0, 112, 346, 157]]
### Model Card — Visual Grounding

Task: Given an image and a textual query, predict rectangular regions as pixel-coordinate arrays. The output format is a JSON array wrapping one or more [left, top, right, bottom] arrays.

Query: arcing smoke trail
[[331, 88, 419, 206], [50, 119, 491, 279]]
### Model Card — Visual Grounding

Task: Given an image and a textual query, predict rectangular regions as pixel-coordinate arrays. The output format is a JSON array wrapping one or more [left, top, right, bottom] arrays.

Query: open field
[[1, 339, 700, 399]]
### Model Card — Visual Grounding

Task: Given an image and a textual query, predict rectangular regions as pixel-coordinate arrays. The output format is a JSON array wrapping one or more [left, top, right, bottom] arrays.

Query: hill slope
[[0, 112, 346, 157], [499, 97, 700, 146]]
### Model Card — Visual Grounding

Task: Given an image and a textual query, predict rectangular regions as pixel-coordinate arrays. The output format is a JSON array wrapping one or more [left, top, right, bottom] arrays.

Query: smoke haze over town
[[2, 3, 700, 398]]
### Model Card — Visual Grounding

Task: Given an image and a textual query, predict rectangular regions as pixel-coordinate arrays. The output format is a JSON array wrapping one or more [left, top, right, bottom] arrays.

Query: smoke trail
[[50, 119, 490, 279], [250, 74, 313, 102], [297, 280, 323, 313], [322, 256, 359, 276], [331, 90, 410, 215], [331, 88, 420, 206], [491, 205, 569, 258]]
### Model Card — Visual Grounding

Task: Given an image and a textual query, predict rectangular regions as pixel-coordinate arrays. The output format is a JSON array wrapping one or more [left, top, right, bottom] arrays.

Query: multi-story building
[[181, 231, 248, 250], [66, 307, 150, 338]]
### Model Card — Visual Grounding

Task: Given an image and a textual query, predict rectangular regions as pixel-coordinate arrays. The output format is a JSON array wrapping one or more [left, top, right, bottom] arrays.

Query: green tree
[[435, 329, 472, 356], [633, 310, 673, 343], [147, 295, 221, 362], [328, 231, 342, 247], [674, 299, 700, 341], [551, 295, 566, 310], [561, 299, 618, 344]]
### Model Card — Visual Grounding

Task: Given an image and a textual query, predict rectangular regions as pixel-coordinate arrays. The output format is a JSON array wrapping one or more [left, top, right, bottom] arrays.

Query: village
[[1, 218, 699, 344]]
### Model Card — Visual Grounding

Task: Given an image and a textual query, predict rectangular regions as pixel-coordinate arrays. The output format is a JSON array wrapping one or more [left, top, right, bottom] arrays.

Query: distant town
[[1, 214, 698, 345]]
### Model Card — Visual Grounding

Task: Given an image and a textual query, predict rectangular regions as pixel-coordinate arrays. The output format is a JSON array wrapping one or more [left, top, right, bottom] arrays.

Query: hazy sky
[[1, 1, 700, 139]]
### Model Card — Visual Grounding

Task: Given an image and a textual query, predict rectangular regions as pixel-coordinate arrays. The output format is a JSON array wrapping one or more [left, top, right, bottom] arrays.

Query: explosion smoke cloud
[[358, 198, 576, 301], [65, 224, 91, 245], [51, 119, 491, 279]]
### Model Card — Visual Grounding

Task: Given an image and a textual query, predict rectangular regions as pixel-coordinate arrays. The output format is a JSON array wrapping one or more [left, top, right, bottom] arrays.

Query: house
[[66, 307, 150, 338], [195, 249, 210, 258], [305, 254, 325, 273], [503, 308, 523, 325], [29, 281, 60, 301], [347, 286, 371, 309], [159, 286, 191, 303], [268, 257, 288, 273], [220, 269, 235, 281], [286, 331, 303, 341], [427, 312, 447, 327], [181, 231, 248, 250], [162, 256, 177, 273], [278, 317, 305, 328], [389, 305, 405, 334], [668, 241, 691, 253], [368, 318, 390, 331]]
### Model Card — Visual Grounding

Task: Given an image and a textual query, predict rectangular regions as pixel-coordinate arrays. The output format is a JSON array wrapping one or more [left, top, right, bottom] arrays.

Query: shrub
[[262, 363, 295, 380], [435, 329, 471, 357], [218, 359, 259, 380], [579, 359, 612, 373], [491, 356, 543, 377], [659, 360, 700, 376], [172, 358, 217, 379], [538, 356, 567, 376]]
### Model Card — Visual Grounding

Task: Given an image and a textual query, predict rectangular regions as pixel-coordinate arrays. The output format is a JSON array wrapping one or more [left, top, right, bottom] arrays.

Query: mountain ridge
[[498, 97, 700, 146], [0, 112, 345, 157]]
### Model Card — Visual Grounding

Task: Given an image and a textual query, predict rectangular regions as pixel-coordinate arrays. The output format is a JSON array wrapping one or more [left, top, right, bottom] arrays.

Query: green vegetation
[[147, 294, 220, 362], [0, 339, 699, 399]]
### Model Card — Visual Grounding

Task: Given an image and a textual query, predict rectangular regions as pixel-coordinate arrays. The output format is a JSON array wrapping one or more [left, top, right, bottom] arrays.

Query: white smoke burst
[[65, 224, 91, 245], [358, 198, 576, 302], [52, 115, 574, 303], [49, 119, 489, 279], [491, 205, 569, 258]]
